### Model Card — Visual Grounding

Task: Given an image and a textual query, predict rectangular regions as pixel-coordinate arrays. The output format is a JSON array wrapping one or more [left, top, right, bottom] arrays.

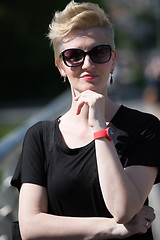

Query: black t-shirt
[[11, 105, 160, 240]]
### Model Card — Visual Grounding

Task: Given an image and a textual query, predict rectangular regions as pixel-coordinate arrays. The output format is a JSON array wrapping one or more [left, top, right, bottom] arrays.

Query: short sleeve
[[11, 121, 46, 190], [125, 115, 160, 184]]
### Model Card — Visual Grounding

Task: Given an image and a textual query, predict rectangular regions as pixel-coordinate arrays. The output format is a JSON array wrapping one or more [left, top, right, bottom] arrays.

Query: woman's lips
[[80, 74, 98, 80]]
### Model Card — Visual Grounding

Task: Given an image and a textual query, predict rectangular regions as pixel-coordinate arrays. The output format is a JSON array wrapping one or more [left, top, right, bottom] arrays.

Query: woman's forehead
[[62, 27, 109, 50]]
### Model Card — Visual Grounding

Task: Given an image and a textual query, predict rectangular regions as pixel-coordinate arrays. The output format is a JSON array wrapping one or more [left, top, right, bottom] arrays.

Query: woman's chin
[[79, 83, 99, 92]]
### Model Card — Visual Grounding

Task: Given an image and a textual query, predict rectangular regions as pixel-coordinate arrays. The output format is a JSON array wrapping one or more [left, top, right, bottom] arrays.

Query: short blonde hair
[[48, 1, 115, 64]]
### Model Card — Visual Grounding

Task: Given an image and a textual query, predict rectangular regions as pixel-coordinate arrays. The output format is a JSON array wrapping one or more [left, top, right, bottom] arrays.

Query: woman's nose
[[82, 54, 95, 70]]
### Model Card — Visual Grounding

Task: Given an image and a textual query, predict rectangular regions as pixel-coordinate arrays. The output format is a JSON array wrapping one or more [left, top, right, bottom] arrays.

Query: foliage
[[0, 124, 20, 139]]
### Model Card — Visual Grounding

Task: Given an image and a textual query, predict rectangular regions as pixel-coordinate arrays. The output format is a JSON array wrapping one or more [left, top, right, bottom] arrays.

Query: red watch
[[94, 127, 115, 141]]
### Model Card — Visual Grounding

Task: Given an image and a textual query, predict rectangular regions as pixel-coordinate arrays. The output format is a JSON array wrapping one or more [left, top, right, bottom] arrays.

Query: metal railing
[[0, 90, 71, 239]]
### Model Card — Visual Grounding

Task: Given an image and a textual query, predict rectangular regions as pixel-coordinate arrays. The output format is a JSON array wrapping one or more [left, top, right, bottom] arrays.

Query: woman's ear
[[111, 50, 117, 71], [56, 60, 66, 78]]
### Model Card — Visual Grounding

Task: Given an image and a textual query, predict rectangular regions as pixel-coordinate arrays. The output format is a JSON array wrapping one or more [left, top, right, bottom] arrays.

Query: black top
[[11, 105, 160, 240]]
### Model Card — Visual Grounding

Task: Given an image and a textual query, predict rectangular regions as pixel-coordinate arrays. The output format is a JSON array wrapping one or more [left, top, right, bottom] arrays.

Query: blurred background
[[1, 0, 160, 137], [0, 0, 160, 239]]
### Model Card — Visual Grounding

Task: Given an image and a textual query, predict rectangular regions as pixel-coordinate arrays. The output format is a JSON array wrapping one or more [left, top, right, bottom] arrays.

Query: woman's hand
[[117, 205, 156, 238], [74, 90, 106, 131]]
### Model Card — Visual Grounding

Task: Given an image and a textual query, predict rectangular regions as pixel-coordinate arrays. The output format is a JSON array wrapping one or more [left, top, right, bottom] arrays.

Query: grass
[[0, 124, 20, 139], [0, 124, 21, 188]]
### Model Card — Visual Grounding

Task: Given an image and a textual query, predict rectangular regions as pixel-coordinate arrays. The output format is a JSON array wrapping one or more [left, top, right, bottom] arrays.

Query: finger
[[75, 90, 97, 101], [140, 226, 148, 234], [145, 220, 151, 229], [147, 213, 156, 223], [75, 96, 91, 115], [143, 205, 154, 212], [74, 94, 80, 101], [74, 94, 85, 115], [74, 90, 90, 101], [76, 101, 85, 115], [75, 95, 94, 115], [144, 211, 156, 223]]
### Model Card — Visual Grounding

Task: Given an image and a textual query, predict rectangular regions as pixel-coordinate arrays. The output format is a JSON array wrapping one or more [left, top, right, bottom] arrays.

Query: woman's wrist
[[90, 121, 107, 133], [94, 127, 115, 141], [91, 218, 122, 239]]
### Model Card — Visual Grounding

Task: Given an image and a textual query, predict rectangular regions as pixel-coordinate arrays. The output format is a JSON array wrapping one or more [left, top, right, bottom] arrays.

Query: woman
[[11, 1, 160, 239]]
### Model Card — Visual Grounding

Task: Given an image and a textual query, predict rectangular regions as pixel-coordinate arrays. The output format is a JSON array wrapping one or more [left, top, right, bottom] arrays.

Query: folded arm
[[95, 138, 158, 224], [19, 183, 155, 240], [74, 90, 158, 224]]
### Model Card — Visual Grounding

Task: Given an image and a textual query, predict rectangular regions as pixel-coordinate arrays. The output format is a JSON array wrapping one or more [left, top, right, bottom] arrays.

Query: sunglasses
[[61, 44, 112, 67]]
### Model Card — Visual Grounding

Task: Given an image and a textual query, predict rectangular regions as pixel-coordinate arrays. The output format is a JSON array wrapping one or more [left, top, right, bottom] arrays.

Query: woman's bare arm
[[95, 138, 158, 223], [19, 183, 115, 240], [75, 90, 158, 224], [19, 183, 155, 240]]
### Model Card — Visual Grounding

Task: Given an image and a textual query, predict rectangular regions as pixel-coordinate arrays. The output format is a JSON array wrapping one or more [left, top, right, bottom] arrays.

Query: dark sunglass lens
[[90, 45, 111, 63], [63, 49, 84, 67]]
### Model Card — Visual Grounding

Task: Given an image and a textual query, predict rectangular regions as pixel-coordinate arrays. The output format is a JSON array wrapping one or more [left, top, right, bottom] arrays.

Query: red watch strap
[[94, 127, 115, 141], [94, 129, 107, 140]]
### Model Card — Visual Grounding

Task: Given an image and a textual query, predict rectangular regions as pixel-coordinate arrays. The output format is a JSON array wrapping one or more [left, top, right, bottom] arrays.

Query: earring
[[63, 77, 67, 83], [62, 76, 69, 88], [110, 71, 114, 85]]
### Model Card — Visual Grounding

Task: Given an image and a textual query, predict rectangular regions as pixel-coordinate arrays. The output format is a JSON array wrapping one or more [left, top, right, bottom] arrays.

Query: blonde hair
[[48, 1, 115, 64]]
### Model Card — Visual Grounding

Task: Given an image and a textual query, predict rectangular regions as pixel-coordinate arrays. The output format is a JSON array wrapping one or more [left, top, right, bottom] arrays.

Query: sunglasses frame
[[61, 44, 113, 67]]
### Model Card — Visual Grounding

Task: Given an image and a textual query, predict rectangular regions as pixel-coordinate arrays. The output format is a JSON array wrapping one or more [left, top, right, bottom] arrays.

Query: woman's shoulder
[[113, 105, 160, 133], [25, 121, 43, 138], [121, 105, 159, 124], [24, 119, 57, 143]]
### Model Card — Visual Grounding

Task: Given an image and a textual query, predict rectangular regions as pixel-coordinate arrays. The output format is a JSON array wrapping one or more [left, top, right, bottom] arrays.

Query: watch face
[[108, 127, 115, 139]]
